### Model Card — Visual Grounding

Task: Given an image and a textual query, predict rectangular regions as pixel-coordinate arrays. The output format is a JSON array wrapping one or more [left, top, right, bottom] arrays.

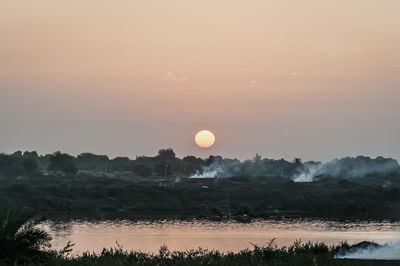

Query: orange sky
[[1, 0, 399, 160]]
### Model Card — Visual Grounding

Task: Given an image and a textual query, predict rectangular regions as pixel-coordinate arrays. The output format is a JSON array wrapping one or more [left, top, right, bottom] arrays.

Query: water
[[44, 219, 400, 256]]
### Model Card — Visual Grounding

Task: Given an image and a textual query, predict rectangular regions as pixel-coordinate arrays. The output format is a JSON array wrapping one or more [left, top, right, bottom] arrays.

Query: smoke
[[190, 166, 222, 178], [293, 156, 400, 182], [190, 155, 400, 181], [293, 163, 322, 182], [189, 156, 294, 178], [336, 241, 400, 260], [190, 157, 242, 178]]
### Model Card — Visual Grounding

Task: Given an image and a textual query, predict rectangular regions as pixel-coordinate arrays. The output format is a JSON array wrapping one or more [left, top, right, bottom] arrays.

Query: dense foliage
[[0, 209, 51, 264], [1, 149, 398, 181], [1, 174, 400, 221], [0, 149, 303, 178]]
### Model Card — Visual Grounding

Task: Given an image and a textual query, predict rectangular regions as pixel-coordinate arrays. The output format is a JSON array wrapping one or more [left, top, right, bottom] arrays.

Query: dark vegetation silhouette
[[0, 212, 395, 266], [0, 150, 400, 220], [1, 151, 400, 264], [2, 149, 398, 180], [292, 157, 302, 166], [0, 209, 51, 264], [49, 151, 77, 175], [36, 240, 381, 266]]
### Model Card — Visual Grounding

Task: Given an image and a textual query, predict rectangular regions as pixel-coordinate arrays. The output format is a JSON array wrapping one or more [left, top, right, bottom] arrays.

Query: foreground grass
[[1, 240, 393, 266]]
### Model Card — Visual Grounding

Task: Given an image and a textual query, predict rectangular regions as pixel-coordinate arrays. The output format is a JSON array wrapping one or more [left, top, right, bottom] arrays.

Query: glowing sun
[[195, 130, 215, 148]]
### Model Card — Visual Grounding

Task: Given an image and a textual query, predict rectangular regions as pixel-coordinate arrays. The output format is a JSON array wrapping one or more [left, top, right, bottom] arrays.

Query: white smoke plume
[[293, 163, 323, 182], [293, 156, 400, 182], [190, 155, 400, 181], [336, 241, 400, 260], [190, 165, 223, 178], [190, 156, 294, 178], [190, 157, 242, 178]]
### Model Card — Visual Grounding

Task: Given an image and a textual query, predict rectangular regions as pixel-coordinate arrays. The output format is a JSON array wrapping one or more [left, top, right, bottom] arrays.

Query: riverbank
[[43, 218, 399, 255], [1, 209, 397, 265], [2, 174, 400, 221]]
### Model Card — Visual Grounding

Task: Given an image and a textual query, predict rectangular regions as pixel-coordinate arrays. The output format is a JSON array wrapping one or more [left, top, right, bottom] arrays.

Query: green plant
[[0, 209, 51, 264]]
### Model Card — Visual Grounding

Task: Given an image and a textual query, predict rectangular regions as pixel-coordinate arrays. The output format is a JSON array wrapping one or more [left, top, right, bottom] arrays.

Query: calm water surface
[[44, 219, 400, 255]]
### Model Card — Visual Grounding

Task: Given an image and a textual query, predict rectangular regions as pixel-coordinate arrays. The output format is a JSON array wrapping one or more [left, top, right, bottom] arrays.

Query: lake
[[44, 219, 400, 255]]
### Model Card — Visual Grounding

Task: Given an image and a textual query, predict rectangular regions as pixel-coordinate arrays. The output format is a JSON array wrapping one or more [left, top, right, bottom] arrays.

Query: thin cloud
[[166, 72, 188, 82]]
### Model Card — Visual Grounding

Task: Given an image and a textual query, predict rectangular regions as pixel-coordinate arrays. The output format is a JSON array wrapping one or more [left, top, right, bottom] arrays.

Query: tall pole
[[164, 162, 168, 178], [383, 166, 387, 192]]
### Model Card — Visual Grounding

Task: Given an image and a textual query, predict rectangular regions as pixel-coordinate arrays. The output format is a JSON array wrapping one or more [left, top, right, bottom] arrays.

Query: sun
[[195, 130, 215, 148]]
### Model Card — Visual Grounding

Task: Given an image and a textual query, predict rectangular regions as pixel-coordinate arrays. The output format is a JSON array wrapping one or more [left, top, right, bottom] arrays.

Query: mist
[[336, 241, 400, 260], [293, 156, 400, 182], [190, 155, 400, 181], [190, 155, 295, 178]]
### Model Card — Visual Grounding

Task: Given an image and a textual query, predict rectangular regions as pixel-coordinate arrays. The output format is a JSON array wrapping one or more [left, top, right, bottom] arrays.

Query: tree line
[[0, 149, 217, 178], [0, 149, 306, 179]]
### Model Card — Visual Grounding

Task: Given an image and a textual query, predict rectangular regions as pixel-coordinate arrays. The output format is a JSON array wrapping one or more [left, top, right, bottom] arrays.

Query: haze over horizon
[[1, 0, 399, 161]]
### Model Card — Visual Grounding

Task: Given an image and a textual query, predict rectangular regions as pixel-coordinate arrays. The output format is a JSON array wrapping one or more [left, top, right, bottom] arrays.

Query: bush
[[0, 209, 51, 264], [30, 241, 361, 266]]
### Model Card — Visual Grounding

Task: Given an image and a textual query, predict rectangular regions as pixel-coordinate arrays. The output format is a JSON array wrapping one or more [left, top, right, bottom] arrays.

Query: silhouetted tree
[[182, 156, 204, 164], [22, 151, 38, 158], [135, 155, 155, 162], [76, 153, 109, 171], [206, 155, 222, 165], [155, 149, 176, 176], [293, 158, 302, 166], [48, 151, 77, 174], [157, 148, 176, 161], [13, 151, 23, 157]]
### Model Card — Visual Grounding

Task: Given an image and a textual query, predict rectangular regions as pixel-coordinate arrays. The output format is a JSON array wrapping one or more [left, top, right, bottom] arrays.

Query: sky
[[1, 0, 399, 161]]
